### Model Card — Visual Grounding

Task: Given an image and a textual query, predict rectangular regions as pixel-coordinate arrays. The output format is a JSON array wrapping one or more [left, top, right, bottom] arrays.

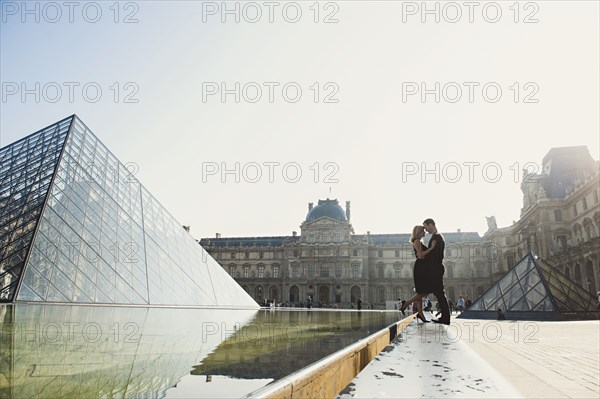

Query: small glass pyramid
[[459, 252, 598, 320], [0, 115, 258, 308]]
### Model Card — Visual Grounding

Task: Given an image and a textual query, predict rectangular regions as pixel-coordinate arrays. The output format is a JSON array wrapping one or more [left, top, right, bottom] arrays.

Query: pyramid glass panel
[[532, 297, 554, 311], [538, 260, 597, 312], [459, 252, 598, 320], [488, 296, 505, 312], [509, 296, 529, 311], [524, 282, 546, 309], [503, 280, 526, 309], [520, 267, 541, 293], [1, 116, 258, 309], [0, 116, 73, 301], [471, 284, 501, 311], [514, 255, 533, 279], [498, 269, 518, 295]]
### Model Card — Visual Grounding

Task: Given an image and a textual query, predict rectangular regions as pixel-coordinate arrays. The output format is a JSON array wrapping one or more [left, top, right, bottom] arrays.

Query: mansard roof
[[539, 146, 598, 199], [200, 231, 482, 247], [305, 198, 347, 222], [199, 236, 295, 248]]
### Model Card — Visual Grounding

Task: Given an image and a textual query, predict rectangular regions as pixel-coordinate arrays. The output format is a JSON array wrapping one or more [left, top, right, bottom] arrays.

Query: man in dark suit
[[423, 218, 451, 325]]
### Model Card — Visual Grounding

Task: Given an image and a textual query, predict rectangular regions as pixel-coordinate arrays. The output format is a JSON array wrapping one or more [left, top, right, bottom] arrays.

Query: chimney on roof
[[308, 202, 313, 211], [457, 228, 461, 233], [292, 231, 297, 237], [216, 233, 221, 238]]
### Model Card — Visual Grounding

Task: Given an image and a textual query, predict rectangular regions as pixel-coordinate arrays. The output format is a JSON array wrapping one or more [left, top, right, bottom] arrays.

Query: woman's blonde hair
[[410, 225, 424, 243]]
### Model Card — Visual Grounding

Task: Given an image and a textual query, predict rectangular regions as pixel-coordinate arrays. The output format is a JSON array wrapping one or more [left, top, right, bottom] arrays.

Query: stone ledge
[[244, 314, 416, 399]]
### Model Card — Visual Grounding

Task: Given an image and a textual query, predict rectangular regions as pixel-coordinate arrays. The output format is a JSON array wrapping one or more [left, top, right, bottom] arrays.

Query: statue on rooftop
[[486, 216, 497, 232]]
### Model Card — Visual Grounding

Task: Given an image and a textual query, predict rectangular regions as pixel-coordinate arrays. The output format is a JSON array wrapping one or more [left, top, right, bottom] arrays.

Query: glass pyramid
[[0, 115, 258, 308], [459, 252, 598, 320]]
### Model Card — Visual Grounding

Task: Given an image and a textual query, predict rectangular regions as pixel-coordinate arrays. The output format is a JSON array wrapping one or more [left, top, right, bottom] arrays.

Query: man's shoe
[[432, 318, 450, 325]]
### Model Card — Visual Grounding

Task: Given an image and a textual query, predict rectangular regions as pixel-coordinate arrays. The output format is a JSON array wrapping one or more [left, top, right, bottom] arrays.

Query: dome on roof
[[305, 199, 346, 222]]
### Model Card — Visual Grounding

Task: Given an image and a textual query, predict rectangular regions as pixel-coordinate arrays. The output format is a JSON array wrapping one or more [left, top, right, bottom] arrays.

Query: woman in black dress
[[400, 225, 434, 322]]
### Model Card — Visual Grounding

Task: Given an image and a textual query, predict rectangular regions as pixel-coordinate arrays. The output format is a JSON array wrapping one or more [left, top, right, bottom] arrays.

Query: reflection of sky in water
[[0, 305, 402, 398]]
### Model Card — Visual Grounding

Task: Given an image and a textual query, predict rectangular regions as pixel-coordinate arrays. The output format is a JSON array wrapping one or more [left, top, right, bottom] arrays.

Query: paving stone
[[337, 317, 599, 399]]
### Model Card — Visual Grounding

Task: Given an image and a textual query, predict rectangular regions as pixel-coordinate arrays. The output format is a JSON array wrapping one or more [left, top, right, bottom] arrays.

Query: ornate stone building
[[484, 146, 600, 296], [199, 199, 492, 308], [199, 146, 599, 308]]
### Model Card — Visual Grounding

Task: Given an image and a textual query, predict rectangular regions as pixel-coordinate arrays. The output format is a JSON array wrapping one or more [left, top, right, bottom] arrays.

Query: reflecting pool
[[0, 304, 403, 398]]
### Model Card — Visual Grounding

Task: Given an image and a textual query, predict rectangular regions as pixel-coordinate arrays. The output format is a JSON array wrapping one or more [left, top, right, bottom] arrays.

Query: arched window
[[320, 265, 329, 277], [335, 263, 342, 277], [583, 218, 596, 240], [585, 224, 593, 240], [554, 209, 562, 221], [395, 287, 402, 300], [350, 286, 361, 304], [352, 264, 360, 278], [574, 263, 582, 286], [289, 285, 299, 302], [255, 286, 263, 301], [446, 263, 454, 278], [270, 286, 279, 302], [585, 260, 596, 294], [377, 286, 385, 302], [475, 263, 484, 277]]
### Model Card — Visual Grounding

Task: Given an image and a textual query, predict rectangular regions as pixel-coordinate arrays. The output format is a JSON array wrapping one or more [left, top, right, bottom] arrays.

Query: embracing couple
[[400, 218, 451, 325]]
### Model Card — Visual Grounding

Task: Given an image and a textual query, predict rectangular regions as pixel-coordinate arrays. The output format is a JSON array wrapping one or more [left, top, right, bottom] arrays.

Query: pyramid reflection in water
[[0, 304, 259, 398], [0, 115, 257, 308], [459, 252, 599, 320]]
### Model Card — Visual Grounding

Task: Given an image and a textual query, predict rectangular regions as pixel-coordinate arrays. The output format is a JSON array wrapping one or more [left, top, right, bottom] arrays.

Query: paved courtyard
[[338, 316, 599, 398]]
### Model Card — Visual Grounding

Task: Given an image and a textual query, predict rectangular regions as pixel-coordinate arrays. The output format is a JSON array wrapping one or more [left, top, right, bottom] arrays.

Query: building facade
[[200, 146, 600, 308], [199, 198, 493, 308], [484, 146, 600, 297]]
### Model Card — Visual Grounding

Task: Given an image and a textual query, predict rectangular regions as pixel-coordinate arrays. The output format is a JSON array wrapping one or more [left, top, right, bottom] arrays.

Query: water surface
[[0, 304, 403, 398]]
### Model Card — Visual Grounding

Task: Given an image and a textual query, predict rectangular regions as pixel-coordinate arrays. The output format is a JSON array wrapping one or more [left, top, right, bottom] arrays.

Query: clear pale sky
[[1, 1, 598, 239]]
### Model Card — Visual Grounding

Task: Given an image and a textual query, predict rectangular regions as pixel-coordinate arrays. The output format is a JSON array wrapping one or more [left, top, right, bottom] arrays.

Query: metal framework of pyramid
[[459, 252, 599, 320], [0, 115, 258, 308]]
